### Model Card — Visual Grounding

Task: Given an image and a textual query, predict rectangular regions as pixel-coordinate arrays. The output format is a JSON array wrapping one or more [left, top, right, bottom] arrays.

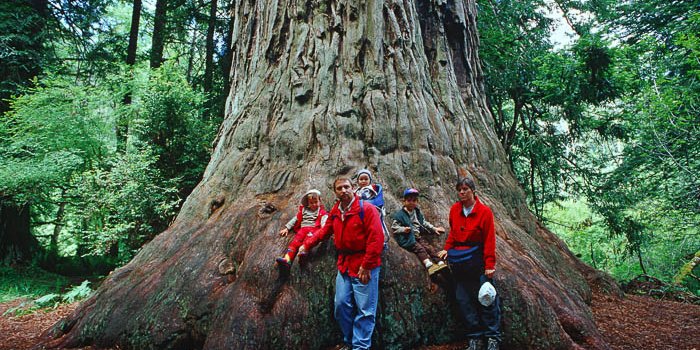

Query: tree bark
[[186, 26, 197, 83], [125, 0, 141, 68], [149, 0, 167, 69], [203, 0, 218, 95], [118, 0, 142, 152], [49, 190, 67, 255], [41, 0, 620, 349], [203, 0, 219, 120], [220, 0, 235, 116], [0, 200, 38, 265]]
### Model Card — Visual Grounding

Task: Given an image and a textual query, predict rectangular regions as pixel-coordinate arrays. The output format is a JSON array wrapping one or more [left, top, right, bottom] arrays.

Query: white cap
[[300, 189, 322, 207], [478, 281, 497, 306]]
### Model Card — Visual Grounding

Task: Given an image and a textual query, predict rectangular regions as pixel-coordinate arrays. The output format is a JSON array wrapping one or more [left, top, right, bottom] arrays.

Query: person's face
[[457, 184, 475, 204], [334, 179, 354, 203], [306, 196, 320, 211], [403, 196, 419, 211], [357, 174, 371, 188]]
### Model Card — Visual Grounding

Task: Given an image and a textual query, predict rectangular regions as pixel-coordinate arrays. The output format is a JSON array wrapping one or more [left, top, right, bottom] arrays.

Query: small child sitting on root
[[391, 188, 447, 276], [276, 189, 328, 271]]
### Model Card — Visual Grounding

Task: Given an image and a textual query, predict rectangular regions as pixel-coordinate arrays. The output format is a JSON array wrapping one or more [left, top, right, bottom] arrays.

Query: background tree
[[0, 0, 224, 267], [41, 0, 617, 349], [118, 0, 143, 153], [0, 0, 51, 263], [474, 0, 699, 289], [149, 0, 168, 69]]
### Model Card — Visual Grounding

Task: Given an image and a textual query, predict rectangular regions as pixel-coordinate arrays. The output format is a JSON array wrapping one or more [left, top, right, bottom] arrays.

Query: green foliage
[[0, 64, 209, 265], [544, 200, 700, 293], [0, 77, 115, 201], [3, 278, 93, 316], [479, 0, 699, 290], [67, 146, 179, 261], [62, 280, 93, 303], [32, 293, 61, 308], [0, 0, 49, 113], [132, 64, 214, 195], [0, 0, 223, 275], [586, 3, 700, 258], [479, 0, 624, 216], [0, 266, 69, 303]]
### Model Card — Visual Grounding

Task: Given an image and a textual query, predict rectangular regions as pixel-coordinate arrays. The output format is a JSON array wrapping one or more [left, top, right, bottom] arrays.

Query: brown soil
[[0, 299, 85, 350], [1, 291, 698, 350]]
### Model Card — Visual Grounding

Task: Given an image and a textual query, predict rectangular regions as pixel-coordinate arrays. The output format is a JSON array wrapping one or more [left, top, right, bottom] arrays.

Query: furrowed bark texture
[[41, 0, 620, 349]]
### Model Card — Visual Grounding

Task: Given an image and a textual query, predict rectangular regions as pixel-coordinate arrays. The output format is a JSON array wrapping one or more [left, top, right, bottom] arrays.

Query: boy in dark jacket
[[391, 188, 447, 275]]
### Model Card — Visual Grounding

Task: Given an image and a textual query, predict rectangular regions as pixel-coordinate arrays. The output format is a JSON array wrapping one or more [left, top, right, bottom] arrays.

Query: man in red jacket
[[300, 176, 384, 350], [438, 178, 501, 350]]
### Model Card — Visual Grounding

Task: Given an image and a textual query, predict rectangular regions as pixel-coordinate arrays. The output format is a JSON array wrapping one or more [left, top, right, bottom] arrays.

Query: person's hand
[[298, 245, 306, 255], [404, 227, 411, 233], [279, 227, 289, 236], [435, 227, 445, 235], [485, 269, 495, 279], [437, 250, 447, 259], [358, 266, 370, 284]]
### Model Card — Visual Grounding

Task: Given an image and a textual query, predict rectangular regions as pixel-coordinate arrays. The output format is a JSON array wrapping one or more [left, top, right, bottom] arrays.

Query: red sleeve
[[304, 213, 334, 249], [482, 208, 496, 270], [361, 203, 384, 270], [444, 204, 458, 251]]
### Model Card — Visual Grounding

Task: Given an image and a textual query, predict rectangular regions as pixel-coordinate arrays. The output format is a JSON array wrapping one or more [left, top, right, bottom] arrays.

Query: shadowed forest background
[[0, 0, 698, 347]]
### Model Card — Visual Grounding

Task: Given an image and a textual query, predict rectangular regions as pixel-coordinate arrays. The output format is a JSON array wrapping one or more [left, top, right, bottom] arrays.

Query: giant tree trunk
[[42, 0, 620, 349]]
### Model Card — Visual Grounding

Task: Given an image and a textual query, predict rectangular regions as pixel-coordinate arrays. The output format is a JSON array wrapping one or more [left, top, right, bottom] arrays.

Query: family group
[[275, 169, 502, 350]]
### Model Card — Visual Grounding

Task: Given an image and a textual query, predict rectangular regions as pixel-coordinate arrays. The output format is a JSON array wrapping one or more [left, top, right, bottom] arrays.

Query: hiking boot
[[297, 251, 308, 266], [465, 338, 480, 350], [428, 262, 448, 276], [486, 338, 499, 350], [275, 257, 291, 272]]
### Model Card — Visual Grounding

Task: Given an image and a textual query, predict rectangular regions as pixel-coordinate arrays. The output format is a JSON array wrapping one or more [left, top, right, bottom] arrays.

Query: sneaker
[[275, 257, 291, 271], [428, 262, 448, 276], [486, 338, 499, 350], [466, 338, 480, 350], [332, 344, 351, 350]]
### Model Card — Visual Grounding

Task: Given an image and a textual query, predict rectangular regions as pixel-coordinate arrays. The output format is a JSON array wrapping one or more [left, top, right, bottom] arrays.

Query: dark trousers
[[450, 261, 502, 341], [407, 236, 442, 263]]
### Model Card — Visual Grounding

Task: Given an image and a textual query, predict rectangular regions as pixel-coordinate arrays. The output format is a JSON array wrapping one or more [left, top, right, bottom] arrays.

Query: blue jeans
[[334, 267, 380, 350], [451, 264, 501, 341]]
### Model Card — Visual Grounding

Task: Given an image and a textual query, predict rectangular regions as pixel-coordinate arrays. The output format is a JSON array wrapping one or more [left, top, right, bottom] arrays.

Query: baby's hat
[[356, 168, 373, 183], [301, 189, 322, 207]]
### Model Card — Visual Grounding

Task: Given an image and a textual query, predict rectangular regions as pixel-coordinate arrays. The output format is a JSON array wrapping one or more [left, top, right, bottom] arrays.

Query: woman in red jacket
[[438, 178, 502, 350]]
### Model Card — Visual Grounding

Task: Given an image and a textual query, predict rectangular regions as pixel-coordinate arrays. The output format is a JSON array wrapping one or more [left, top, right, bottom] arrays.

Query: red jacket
[[444, 197, 496, 271], [291, 205, 328, 232], [304, 195, 384, 277]]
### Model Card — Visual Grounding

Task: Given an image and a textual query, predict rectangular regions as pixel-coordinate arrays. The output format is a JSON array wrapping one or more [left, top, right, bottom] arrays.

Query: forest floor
[[0, 291, 699, 350]]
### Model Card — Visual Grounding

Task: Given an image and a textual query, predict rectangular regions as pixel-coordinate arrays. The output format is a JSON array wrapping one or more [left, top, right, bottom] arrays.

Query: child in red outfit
[[276, 189, 328, 270]]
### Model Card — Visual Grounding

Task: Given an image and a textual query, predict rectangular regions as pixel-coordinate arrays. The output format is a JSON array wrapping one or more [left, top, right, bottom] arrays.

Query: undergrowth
[[0, 266, 93, 316]]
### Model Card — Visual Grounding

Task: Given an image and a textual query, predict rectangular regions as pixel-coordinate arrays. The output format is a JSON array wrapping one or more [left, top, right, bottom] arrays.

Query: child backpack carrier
[[358, 199, 390, 251]]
